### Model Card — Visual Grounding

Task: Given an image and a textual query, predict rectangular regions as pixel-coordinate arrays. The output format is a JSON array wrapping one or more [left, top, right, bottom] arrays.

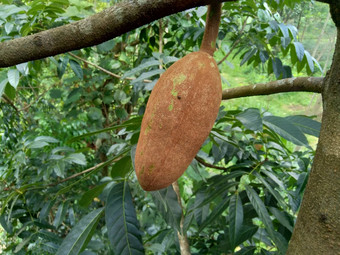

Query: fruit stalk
[[200, 3, 222, 56]]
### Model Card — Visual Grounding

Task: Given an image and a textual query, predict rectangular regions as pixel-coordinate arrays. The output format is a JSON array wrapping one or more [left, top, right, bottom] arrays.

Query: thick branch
[[222, 77, 323, 100], [0, 0, 234, 68]]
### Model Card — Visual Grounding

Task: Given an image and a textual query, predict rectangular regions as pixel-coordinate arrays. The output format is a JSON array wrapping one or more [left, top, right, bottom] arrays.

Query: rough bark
[[0, 0, 234, 68], [286, 16, 340, 255], [221, 77, 323, 100]]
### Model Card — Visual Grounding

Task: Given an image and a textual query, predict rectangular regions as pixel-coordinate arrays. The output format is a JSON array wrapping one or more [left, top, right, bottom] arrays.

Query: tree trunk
[[286, 24, 340, 255]]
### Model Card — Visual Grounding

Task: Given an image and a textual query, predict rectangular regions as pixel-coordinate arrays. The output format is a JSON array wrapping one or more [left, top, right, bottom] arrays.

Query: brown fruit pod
[[134, 51, 222, 191]]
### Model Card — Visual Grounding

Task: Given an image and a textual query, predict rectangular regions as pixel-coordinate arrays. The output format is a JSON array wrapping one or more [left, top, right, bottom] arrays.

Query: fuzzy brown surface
[[135, 51, 222, 191]]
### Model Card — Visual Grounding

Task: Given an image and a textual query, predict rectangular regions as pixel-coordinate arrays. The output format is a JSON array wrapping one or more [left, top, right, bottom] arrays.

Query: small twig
[[1, 94, 19, 112], [195, 156, 228, 171], [68, 52, 152, 83], [49, 162, 105, 186], [217, 17, 248, 65], [172, 181, 191, 255], [20, 90, 48, 111]]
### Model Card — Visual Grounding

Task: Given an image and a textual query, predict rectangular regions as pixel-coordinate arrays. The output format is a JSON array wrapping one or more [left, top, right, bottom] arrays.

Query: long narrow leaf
[[285, 115, 321, 137], [68, 116, 142, 142], [246, 186, 288, 254], [56, 208, 104, 255], [105, 181, 144, 255], [194, 191, 209, 227], [253, 171, 287, 210], [198, 196, 230, 232], [263, 116, 309, 147], [229, 193, 244, 250], [151, 185, 182, 231]]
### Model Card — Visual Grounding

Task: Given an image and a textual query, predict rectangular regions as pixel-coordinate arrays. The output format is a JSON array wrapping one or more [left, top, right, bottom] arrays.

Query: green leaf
[[57, 57, 69, 78], [236, 108, 263, 131], [53, 202, 69, 228], [27, 141, 49, 149], [280, 37, 290, 49], [253, 171, 287, 210], [96, 39, 115, 53], [65, 153, 87, 165], [56, 208, 104, 255], [235, 225, 258, 247], [7, 69, 20, 89], [272, 57, 283, 79], [68, 116, 142, 142], [111, 155, 132, 178], [50, 89, 63, 99], [115, 107, 129, 120], [16, 62, 29, 75], [87, 107, 103, 120], [0, 78, 8, 98], [263, 116, 309, 147], [312, 56, 323, 73], [35, 136, 59, 143], [39, 200, 56, 221], [131, 69, 164, 84], [198, 196, 230, 232], [151, 185, 182, 231], [122, 59, 160, 78], [240, 48, 257, 66], [246, 186, 288, 254], [40, 242, 59, 254], [304, 50, 314, 73], [269, 207, 293, 232], [278, 23, 289, 38], [296, 56, 306, 73], [79, 183, 108, 208], [293, 42, 304, 62], [282, 65, 292, 78], [229, 193, 244, 250], [105, 181, 144, 255], [0, 215, 13, 234], [259, 51, 269, 63], [14, 235, 33, 253], [194, 191, 209, 227], [267, 57, 273, 75], [38, 230, 62, 243], [285, 115, 320, 137], [51, 161, 65, 177], [69, 59, 83, 79]]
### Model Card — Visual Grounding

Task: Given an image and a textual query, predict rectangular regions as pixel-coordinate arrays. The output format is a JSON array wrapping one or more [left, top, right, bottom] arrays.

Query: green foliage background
[[0, 0, 335, 254]]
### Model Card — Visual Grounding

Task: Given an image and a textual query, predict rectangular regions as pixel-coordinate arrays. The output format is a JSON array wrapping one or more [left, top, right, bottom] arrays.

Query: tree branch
[[195, 156, 228, 171], [1, 94, 19, 112], [68, 52, 153, 82], [0, 0, 235, 68], [221, 77, 323, 100], [49, 162, 105, 186]]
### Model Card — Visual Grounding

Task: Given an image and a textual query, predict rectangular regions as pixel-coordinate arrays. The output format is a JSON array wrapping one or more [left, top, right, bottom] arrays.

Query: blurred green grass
[[218, 53, 322, 117]]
